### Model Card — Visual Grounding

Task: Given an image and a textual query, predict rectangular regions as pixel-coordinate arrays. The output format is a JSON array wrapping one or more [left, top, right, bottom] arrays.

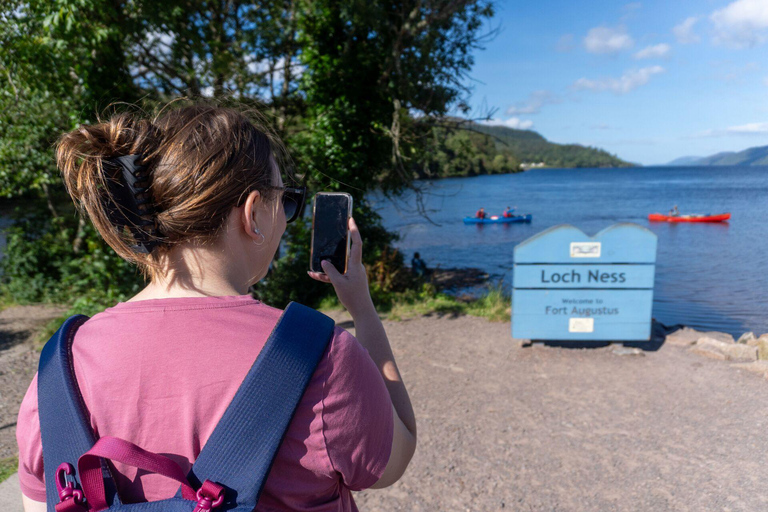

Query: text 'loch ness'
[[511, 224, 658, 341]]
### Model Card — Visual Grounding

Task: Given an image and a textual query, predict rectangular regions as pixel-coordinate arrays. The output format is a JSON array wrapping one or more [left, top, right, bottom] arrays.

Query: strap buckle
[[55, 463, 86, 511], [193, 480, 225, 512]]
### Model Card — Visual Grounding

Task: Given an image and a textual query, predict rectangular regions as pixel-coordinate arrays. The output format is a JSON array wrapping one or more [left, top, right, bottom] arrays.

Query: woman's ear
[[240, 189, 262, 239]]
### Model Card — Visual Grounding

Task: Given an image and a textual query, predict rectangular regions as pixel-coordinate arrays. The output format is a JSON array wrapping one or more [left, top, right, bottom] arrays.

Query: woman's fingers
[[307, 271, 332, 284], [321, 260, 343, 281], [349, 217, 363, 265]]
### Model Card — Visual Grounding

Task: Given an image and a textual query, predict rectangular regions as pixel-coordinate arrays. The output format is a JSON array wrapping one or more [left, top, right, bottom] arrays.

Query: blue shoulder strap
[[37, 302, 334, 512], [182, 302, 335, 511], [38, 314, 123, 511]]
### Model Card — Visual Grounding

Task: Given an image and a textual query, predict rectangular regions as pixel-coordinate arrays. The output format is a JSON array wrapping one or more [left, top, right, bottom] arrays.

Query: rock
[[702, 331, 736, 344], [665, 327, 702, 346], [758, 339, 768, 361], [693, 337, 758, 361], [737, 332, 757, 344], [689, 345, 727, 360], [667, 328, 737, 347], [612, 346, 645, 356], [731, 361, 768, 377]]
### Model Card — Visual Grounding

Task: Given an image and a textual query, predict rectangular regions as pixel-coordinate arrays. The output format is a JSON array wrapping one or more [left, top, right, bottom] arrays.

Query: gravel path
[[339, 313, 768, 512], [0, 305, 65, 459], [3, 306, 768, 511]]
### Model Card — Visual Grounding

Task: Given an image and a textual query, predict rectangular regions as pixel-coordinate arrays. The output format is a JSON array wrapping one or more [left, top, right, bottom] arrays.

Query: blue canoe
[[463, 214, 532, 224]]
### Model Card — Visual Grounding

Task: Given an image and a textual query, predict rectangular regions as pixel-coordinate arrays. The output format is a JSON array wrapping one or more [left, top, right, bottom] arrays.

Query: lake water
[[371, 166, 768, 337]]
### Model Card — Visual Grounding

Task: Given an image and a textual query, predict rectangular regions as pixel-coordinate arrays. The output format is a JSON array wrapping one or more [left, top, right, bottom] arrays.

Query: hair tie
[[103, 154, 162, 254]]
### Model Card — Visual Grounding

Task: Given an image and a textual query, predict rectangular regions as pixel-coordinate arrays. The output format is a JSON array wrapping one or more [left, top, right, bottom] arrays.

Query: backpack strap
[[182, 302, 335, 511], [38, 315, 122, 511]]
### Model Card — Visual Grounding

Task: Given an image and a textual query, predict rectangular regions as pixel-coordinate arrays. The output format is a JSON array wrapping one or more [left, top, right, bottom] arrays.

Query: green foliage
[[370, 282, 510, 322], [469, 122, 634, 169], [0, 204, 142, 304], [0, 0, 496, 309], [0, 455, 18, 484], [418, 126, 521, 178]]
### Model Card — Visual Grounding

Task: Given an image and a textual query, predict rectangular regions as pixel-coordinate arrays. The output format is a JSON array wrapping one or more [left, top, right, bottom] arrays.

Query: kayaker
[[669, 205, 680, 217], [502, 206, 514, 218], [476, 207, 486, 219]]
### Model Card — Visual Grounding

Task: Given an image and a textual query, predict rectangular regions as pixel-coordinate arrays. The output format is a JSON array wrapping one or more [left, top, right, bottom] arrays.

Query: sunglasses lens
[[283, 196, 297, 222], [282, 187, 306, 223]]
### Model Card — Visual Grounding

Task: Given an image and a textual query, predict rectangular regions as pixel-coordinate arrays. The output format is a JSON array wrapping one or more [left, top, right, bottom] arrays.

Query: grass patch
[[0, 455, 18, 483], [378, 283, 510, 322]]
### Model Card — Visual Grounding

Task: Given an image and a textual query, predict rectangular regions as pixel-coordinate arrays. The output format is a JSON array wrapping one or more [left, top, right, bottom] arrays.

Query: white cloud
[[584, 26, 634, 54], [201, 86, 215, 97], [673, 17, 700, 44], [481, 118, 534, 130], [727, 122, 768, 134], [505, 91, 562, 115], [634, 43, 671, 59], [691, 121, 768, 137], [573, 66, 665, 94], [711, 0, 768, 47]]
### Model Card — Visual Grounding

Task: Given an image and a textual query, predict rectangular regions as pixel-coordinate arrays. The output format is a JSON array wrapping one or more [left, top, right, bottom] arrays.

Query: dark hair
[[57, 103, 290, 280], [414, 252, 420, 258]]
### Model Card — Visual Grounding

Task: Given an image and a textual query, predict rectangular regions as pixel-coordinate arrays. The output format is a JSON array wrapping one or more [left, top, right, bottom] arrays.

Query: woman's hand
[[308, 217, 374, 318]]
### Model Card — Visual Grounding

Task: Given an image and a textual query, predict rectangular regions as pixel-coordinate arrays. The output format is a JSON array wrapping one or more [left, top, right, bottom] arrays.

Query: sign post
[[512, 224, 658, 341]]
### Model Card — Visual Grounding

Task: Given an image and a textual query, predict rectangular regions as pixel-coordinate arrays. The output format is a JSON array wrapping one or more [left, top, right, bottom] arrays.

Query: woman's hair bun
[[55, 103, 287, 281]]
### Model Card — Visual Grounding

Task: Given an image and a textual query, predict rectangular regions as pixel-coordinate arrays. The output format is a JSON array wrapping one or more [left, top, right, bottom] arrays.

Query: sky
[[467, 0, 768, 165]]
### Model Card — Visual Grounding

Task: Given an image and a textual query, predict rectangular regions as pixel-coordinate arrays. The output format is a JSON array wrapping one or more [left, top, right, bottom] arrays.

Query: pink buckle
[[55, 463, 86, 512], [193, 480, 225, 512]]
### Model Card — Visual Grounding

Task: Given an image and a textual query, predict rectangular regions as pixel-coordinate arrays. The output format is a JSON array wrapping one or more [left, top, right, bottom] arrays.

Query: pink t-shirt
[[16, 295, 393, 511]]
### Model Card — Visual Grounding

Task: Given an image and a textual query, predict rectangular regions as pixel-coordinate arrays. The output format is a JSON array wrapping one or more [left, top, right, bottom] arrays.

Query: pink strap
[[77, 436, 196, 512]]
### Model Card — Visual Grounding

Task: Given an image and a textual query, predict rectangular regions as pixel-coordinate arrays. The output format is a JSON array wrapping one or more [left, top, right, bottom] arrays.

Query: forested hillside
[[416, 121, 633, 178]]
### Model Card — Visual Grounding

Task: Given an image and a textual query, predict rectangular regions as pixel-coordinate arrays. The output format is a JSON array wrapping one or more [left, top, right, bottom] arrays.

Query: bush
[[0, 204, 143, 305]]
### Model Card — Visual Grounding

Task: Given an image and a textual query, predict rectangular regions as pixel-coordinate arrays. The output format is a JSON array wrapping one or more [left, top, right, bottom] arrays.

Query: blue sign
[[512, 224, 658, 341]]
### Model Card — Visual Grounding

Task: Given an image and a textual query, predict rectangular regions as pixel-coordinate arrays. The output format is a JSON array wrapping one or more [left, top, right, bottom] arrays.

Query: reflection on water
[[371, 166, 768, 336]]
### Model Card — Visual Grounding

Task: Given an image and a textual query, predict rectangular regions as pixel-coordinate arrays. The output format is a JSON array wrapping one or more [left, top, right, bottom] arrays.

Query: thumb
[[321, 260, 343, 281]]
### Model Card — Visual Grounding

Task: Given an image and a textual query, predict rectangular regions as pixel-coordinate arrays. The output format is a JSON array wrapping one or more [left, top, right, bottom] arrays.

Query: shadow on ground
[[524, 320, 683, 352]]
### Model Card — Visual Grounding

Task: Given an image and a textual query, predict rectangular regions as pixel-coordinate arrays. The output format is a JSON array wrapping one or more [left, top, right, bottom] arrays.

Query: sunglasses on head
[[277, 185, 307, 224]]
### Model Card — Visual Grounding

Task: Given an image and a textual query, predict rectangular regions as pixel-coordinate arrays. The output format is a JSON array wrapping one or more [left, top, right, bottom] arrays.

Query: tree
[[0, 0, 496, 307]]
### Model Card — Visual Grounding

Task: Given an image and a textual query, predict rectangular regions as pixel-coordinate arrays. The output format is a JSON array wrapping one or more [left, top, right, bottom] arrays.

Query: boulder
[[692, 337, 758, 361], [758, 338, 768, 361], [667, 328, 736, 346], [731, 361, 768, 377], [737, 332, 757, 345], [699, 331, 735, 344], [665, 327, 702, 346], [689, 344, 727, 360]]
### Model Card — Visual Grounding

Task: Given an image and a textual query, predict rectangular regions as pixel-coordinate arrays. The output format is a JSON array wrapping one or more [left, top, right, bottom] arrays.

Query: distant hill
[[417, 121, 633, 179], [469, 123, 634, 169], [667, 156, 703, 166], [667, 145, 768, 166]]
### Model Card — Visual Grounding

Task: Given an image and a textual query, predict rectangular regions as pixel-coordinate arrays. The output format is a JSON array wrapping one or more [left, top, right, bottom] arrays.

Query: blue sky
[[468, 0, 768, 165]]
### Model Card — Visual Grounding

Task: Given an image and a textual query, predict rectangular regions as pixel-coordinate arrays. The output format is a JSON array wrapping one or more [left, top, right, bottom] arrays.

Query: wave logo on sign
[[570, 242, 601, 258]]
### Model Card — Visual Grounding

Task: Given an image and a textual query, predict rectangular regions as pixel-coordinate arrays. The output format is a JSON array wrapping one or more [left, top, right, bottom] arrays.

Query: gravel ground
[[3, 306, 768, 511], [0, 305, 65, 460]]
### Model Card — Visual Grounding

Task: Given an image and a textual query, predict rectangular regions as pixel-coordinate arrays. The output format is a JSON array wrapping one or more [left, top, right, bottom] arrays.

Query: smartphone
[[310, 192, 353, 274]]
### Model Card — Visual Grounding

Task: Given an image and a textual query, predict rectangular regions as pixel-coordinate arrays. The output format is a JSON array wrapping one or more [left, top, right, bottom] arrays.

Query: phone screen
[[311, 194, 351, 273]]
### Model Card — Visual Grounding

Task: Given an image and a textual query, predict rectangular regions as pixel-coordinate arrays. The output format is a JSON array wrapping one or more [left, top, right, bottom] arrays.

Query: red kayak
[[648, 213, 731, 223]]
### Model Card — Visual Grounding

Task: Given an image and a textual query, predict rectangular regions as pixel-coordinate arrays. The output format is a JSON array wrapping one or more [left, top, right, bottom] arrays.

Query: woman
[[16, 105, 417, 511]]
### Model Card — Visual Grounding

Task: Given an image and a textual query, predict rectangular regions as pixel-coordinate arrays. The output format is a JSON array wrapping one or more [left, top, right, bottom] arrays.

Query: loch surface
[[371, 166, 768, 336]]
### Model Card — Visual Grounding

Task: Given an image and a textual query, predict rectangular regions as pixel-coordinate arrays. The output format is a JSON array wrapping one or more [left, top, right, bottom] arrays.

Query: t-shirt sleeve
[[321, 327, 394, 491], [16, 372, 47, 501]]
